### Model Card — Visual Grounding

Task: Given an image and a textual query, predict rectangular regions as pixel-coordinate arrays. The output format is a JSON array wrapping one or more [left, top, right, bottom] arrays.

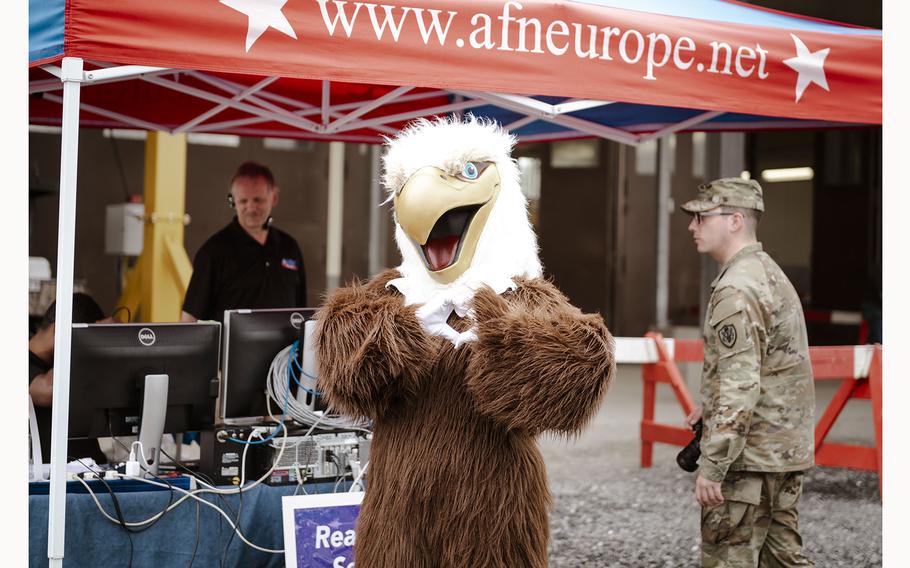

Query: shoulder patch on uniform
[[718, 323, 737, 348]]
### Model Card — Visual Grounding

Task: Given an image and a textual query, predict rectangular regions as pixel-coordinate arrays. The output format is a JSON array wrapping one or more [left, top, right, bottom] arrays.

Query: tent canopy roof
[[29, 0, 881, 143]]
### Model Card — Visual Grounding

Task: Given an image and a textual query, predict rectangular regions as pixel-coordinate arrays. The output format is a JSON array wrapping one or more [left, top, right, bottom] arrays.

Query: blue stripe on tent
[[29, 0, 65, 63], [469, 102, 835, 137], [571, 0, 881, 36]]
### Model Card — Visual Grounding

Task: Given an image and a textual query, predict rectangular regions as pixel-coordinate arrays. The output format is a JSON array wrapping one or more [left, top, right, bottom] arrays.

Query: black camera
[[676, 419, 703, 472]]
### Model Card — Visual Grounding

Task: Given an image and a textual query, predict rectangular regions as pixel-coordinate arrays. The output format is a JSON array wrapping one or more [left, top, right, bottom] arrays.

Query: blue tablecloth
[[29, 480, 347, 567]]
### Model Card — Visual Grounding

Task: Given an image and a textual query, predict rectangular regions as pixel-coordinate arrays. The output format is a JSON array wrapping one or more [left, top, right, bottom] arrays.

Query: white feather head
[[382, 115, 543, 303]]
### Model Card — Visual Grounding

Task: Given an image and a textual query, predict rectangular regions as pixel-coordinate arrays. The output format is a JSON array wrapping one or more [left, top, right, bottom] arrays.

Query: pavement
[[539, 364, 882, 567]]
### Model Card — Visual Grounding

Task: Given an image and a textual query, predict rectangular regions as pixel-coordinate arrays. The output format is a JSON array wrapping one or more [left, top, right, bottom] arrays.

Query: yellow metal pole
[[116, 254, 144, 321], [140, 131, 190, 322]]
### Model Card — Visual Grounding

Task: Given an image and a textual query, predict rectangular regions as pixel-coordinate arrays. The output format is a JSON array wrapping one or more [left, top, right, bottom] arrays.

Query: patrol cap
[[680, 177, 764, 213]]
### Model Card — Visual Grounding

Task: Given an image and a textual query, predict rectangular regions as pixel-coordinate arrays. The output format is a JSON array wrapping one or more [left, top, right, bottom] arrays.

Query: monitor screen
[[69, 322, 221, 439], [221, 308, 316, 423]]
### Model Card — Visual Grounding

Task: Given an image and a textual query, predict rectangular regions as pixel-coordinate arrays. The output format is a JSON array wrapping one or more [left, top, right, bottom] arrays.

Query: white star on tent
[[783, 34, 830, 103], [220, 0, 298, 52]]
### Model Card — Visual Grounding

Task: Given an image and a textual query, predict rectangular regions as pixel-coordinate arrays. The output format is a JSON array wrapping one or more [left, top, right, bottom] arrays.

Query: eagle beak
[[394, 165, 500, 284]]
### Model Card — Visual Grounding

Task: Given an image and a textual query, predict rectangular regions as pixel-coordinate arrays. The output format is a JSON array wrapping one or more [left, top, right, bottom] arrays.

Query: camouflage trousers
[[701, 470, 814, 567]]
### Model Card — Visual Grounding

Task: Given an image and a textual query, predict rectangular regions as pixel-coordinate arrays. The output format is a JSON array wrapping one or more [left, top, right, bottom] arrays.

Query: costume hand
[[416, 296, 477, 349], [695, 474, 724, 507], [686, 406, 702, 427]]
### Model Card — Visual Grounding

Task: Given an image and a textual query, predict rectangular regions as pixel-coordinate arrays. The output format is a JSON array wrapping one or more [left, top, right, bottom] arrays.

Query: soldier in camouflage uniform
[[681, 178, 815, 567]]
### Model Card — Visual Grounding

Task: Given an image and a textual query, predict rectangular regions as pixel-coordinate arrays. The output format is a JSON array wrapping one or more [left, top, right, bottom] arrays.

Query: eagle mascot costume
[[315, 116, 616, 568]]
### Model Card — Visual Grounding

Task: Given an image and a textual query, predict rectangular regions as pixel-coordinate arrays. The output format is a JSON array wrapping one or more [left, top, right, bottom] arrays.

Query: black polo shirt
[[183, 218, 307, 322]]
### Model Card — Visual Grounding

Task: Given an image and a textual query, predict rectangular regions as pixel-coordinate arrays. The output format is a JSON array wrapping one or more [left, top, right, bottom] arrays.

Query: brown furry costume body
[[315, 268, 615, 568]]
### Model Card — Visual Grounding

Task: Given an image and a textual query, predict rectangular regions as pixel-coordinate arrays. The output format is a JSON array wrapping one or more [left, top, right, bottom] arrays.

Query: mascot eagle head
[[382, 116, 542, 305]]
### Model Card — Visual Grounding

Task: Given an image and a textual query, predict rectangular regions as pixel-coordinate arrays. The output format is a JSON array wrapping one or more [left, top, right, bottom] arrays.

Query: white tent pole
[[455, 91, 557, 116], [186, 76, 444, 135], [195, 114, 398, 136], [185, 72, 353, 131], [367, 144, 383, 276], [192, 77, 441, 116], [326, 142, 345, 292], [42, 93, 170, 132], [83, 64, 168, 83], [553, 99, 615, 115], [326, 86, 413, 133], [331, 99, 485, 133], [174, 76, 278, 132], [47, 56, 84, 568], [504, 115, 536, 132], [321, 80, 331, 125], [655, 135, 673, 333], [141, 75, 324, 132], [452, 90, 639, 145], [31, 65, 175, 94], [638, 110, 724, 144]]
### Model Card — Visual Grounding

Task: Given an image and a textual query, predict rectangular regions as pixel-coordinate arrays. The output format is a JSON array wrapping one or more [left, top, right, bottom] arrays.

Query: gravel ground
[[539, 368, 882, 567]]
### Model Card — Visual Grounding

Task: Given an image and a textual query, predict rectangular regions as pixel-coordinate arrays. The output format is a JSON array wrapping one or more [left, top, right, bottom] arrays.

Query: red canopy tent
[[28, 0, 881, 565], [31, 0, 881, 143]]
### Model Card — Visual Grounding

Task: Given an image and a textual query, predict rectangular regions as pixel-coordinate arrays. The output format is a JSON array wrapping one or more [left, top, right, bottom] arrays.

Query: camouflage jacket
[[698, 243, 815, 482]]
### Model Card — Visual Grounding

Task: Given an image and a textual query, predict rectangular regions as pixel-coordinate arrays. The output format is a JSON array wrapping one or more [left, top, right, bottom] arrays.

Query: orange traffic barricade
[[639, 332, 883, 496]]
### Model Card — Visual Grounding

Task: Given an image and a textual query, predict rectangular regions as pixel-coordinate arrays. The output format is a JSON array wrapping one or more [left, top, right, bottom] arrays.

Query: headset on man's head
[[227, 193, 273, 229]]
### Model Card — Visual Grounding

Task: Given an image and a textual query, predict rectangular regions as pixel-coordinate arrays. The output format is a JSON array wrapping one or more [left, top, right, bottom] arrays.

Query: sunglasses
[[694, 211, 735, 224]]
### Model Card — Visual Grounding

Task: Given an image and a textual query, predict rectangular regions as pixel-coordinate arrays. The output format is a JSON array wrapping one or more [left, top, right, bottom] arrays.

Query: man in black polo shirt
[[181, 162, 307, 322]]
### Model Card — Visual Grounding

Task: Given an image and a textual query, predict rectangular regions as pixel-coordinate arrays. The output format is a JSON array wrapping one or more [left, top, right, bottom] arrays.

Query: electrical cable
[[77, 441, 218, 529], [73, 456, 184, 564], [79, 362, 367, 559], [349, 460, 369, 493], [218, 417, 312, 561], [122, 475, 286, 554], [158, 447, 216, 489], [159, 446, 244, 554], [76, 450, 175, 519], [73, 459, 135, 568], [333, 472, 350, 494], [221, 486, 243, 568], [109, 444, 179, 535], [173, 421, 292, 497], [77, 471, 286, 554], [79, 415, 368, 557], [265, 342, 371, 432], [82, 424, 293, 535], [75, 476, 134, 568], [220, 429, 267, 568], [327, 452, 345, 493], [189, 497, 200, 568], [225, 340, 303, 446]]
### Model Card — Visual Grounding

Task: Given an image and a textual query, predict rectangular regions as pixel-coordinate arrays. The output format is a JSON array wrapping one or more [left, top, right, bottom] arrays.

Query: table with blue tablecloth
[[29, 479, 348, 567]]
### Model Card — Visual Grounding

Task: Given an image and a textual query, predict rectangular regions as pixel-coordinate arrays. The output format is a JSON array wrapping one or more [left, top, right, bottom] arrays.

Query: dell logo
[[138, 328, 156, 346], [290, 312, 304, 330]]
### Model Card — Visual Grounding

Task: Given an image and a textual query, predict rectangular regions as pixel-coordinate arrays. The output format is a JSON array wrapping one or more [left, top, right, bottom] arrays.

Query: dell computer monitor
[[221, 307, 317, 423], [69, 322, 221, 471]]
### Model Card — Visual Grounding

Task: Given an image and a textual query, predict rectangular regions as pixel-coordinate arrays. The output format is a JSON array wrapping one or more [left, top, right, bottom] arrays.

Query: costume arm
[[465, 280, 615, 435], [697, 289, 763, 482], [314, 269, 435, 421]]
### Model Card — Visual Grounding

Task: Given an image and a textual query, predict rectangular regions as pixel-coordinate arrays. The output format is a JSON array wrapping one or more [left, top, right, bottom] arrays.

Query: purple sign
[[282, 492, 363, 568]]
